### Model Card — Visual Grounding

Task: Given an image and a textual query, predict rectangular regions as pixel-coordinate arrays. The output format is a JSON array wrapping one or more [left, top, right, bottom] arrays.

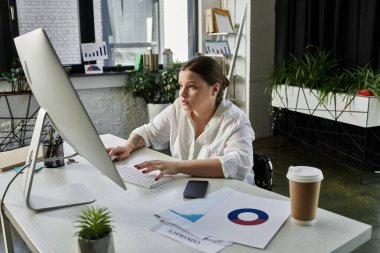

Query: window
[[100, 0, 160, 66], [0, 0, 195, 73]]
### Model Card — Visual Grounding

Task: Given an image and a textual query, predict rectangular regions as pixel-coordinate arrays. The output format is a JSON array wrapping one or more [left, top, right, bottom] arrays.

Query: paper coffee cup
[[287, 166, 323, 225]]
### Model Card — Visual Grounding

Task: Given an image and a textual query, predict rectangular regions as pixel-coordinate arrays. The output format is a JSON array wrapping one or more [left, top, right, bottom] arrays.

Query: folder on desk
[[0, 146, 43, 172]]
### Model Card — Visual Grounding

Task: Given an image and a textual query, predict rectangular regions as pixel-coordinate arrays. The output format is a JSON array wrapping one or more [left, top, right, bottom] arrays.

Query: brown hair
[[180, 56, 229, 103]]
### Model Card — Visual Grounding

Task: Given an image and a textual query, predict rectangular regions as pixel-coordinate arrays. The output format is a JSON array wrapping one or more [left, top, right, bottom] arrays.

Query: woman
[[108, 56, 255, 184]]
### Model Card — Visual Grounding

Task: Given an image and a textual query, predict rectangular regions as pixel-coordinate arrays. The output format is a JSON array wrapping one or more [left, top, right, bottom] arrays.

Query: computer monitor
[[14, 28, 126, 212]]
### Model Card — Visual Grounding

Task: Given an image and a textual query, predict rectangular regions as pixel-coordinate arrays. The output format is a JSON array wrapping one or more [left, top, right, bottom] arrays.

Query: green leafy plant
[[269, 46, 354, 103], [125, 62, 182, 104], [74, 206, 113, 240], [268, 46, 372, 103], [125, 69, 157, 103], [345, 64, 380, 101], [1, 58, 29, 93]]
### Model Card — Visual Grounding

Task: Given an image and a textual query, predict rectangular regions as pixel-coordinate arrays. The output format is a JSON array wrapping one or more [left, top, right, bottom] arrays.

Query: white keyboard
[[116, 164, 172, 189]]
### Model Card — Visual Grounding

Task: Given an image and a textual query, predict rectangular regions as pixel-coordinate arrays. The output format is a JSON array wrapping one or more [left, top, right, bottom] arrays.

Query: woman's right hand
[[107, 146, 131, 161]]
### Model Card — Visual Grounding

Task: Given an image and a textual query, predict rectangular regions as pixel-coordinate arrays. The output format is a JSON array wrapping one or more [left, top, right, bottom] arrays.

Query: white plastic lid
[[286, 166, 324, 183]]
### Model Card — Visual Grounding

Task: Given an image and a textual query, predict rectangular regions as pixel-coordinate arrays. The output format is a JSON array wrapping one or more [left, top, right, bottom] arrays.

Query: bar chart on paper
[[169, 210, 204, 223], [81, 42, 108, 61]]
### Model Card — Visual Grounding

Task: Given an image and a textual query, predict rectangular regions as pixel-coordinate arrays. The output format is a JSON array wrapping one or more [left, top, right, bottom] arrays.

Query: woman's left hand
[[134, 160, 179, 181]]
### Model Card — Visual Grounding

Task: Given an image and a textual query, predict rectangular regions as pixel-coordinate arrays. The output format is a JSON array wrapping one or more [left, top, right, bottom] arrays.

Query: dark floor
[[254, 136, 380, 253], [1, 136, 379, 252]]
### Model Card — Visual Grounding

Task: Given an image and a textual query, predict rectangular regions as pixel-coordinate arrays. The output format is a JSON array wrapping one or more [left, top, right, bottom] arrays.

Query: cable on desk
[[0, 164, 29, 216], [0, 152, 79, 216]]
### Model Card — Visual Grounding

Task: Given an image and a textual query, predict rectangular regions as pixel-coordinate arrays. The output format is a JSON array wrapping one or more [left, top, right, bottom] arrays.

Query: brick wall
[[93, 0, 103, 42], [17, 0, 103, 65]]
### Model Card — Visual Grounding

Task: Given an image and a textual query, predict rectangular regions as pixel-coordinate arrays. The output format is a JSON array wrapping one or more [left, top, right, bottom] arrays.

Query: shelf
[[203, 3, 247, 101], [204, 53, 232, 58], [206, 32, 235, 36]]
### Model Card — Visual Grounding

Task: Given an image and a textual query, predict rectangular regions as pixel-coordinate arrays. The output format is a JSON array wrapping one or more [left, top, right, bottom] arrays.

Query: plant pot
[[147, 103, 170, 119], [272, 84, 380, 127], [147, 103, 170, 150], [0, 92, 39, 118], [78, 233, 115, 253]]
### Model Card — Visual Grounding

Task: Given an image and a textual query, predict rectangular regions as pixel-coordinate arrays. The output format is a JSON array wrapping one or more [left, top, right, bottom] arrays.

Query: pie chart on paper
[[228, 208, 269, 225]]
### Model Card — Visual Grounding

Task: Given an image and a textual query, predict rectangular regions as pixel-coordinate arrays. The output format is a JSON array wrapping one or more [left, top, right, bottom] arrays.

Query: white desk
[[0, 134, 372, 253]]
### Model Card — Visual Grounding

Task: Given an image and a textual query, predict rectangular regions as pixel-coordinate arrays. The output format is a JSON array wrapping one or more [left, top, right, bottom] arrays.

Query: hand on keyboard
[[117, 164, 172, 189], [134, 160, 178, 181]]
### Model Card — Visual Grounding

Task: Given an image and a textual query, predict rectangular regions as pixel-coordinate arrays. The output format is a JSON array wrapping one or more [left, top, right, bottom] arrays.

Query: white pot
[[0, 93, 39, 118], [78, 233, 115, 253], [271, 84, 380, 128], [147, 103, 170, 150], [147, 103, 170, 119]]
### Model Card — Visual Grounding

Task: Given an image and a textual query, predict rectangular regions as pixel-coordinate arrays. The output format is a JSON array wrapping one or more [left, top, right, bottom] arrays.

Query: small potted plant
[[346, 64, 380, 101], [74, 206, 115, 253], [1, 58, 29, 93], [125, 61, 182, 118]]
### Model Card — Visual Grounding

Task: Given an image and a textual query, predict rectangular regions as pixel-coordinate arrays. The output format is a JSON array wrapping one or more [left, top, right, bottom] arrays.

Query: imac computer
[[14, 28, 126, 212]]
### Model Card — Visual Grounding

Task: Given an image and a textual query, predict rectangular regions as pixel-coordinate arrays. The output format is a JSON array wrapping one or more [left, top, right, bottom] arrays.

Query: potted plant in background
[[74, 206, 115, 253], [125, 61, 182, 119], [346, 64, 380, 101], [1, 58, 29, 93], [269, 45, 380, 127], [0, 58, 39, 125], [269, 46, 343, 105]]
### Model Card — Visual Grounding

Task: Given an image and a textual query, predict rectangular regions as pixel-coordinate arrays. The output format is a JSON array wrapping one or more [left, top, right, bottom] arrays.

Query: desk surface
[[0, 134, 371, 253]]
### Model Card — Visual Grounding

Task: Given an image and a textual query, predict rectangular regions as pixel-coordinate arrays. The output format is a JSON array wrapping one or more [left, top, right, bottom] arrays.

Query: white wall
[[17, 0, 81, 65], [77, 87, 147, 139], [248, 0, 275, 138], [93, 0, 103, 42], [64, 76, 148, 139], [17, 0, 104, 65]]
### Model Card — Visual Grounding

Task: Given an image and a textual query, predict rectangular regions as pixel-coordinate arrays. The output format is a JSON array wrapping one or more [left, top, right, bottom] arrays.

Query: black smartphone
[[183, 180, 209, 198]]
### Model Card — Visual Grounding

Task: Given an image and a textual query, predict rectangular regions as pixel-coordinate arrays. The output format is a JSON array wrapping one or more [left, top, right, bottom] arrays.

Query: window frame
[[1, 0, 196, 74], [101, 0, 161, 67]]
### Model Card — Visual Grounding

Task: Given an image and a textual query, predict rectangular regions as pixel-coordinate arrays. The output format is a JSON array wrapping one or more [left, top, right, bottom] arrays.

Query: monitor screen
[[14, 28, 126, 210]]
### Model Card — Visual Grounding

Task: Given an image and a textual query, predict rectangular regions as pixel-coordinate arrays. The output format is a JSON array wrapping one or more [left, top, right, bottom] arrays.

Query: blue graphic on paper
[[169, 209, 204, 223]]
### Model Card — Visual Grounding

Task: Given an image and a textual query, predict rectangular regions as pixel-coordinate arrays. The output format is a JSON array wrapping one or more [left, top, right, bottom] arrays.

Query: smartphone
[[183, 180, 209, 198]]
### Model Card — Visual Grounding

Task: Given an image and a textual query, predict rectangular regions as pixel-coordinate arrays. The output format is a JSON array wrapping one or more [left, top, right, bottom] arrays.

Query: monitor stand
[[22, 108, 95, 212]]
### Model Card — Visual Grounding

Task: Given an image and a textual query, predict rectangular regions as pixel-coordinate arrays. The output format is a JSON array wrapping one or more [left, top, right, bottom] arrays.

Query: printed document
[[188, 191, 290, 249]]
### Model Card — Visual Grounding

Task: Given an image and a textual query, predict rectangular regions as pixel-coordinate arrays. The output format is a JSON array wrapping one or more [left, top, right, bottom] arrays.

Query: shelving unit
[[203, 3, 247, 101]]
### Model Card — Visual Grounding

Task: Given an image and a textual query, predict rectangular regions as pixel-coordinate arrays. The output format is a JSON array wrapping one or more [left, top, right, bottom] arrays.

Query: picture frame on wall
[[212, 8, 234, 33]]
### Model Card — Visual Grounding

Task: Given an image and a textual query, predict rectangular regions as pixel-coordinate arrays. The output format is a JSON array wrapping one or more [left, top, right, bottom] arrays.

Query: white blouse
[[132, 98, 255, 184]]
